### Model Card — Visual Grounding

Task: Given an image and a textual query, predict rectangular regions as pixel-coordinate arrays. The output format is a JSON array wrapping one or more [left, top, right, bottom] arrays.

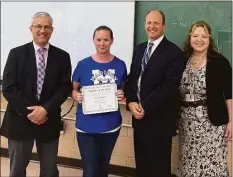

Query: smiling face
[[93, 29, 113, 55], [30, 16, 53, 47], [144, 10, 165, 41], [190, 26, 210, 54]]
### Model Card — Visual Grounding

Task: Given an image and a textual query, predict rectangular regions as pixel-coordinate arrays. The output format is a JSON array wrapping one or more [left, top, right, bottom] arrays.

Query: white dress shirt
[[148, 35, 164, 57]]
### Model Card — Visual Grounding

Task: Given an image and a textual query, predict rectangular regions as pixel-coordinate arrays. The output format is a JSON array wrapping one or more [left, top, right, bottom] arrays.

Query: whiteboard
[[1, 2, 135, 78]]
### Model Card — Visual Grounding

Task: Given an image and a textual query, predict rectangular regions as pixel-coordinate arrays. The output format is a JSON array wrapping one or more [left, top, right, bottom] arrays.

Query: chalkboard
[[134, 1, 232, 64]]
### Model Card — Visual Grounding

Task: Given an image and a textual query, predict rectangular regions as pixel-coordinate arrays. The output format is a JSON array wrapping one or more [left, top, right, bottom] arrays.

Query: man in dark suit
[[0, 12, 71, 177], [125, 10, 185, 177]]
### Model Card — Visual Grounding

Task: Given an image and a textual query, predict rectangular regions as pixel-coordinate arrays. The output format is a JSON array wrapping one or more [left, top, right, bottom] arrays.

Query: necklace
[[190, 55, 206, 71]]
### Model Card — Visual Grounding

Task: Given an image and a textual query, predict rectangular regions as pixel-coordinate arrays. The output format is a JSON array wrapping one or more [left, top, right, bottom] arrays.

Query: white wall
[[1, 2, 135, 78]]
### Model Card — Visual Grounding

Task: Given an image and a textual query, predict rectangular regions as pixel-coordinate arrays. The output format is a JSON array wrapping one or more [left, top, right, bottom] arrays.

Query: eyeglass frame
[[31, 25, 53, 31]]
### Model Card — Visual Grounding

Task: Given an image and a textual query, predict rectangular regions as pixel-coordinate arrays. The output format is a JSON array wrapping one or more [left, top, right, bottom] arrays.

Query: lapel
[[142, 37, 168, 75], [27, 42, 38, 99], [133, 42, 147, 77], [137, 42, 147, 72]]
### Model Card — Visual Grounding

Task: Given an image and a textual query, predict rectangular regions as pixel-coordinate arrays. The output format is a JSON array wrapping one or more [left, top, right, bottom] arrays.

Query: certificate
[[82, 83, 118, 115]]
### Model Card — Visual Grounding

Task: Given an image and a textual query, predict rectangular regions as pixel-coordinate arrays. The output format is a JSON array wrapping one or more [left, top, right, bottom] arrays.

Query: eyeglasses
[[32, 25, 53, 31]]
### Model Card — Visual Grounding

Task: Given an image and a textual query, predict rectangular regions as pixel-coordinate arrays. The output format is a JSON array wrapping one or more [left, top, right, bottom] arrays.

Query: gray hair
[[31, 12, 53, 26]]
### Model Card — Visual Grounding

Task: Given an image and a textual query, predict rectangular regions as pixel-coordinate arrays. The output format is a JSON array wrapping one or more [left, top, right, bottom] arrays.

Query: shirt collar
[[148, 35, 164, 46], [33, 41, 49, 52]]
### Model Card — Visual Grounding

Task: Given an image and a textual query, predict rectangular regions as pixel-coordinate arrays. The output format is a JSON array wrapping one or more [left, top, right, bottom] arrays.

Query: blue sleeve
[[118, 61, 127, 89], [122, 62, 127, 83], [72, 61, 82, 82]]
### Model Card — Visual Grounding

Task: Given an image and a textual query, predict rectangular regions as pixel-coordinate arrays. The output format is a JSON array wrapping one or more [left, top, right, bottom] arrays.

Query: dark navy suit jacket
[[125, 37, 185, 136]]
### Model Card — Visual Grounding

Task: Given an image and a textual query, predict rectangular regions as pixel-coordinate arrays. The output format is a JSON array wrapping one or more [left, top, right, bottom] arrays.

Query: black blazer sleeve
[[42, 51, 72, 113], [2, 48, 35, 114], [222, 57, 232, 100], [206, 54, 232, 125], [125, 45, 140, 104]]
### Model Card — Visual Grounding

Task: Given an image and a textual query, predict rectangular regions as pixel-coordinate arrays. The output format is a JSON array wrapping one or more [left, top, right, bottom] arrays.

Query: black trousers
[[133, 128, 172, 177]]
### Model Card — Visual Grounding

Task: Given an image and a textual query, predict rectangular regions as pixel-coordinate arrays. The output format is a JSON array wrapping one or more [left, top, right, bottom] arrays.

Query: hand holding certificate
[[82, 83, 119, 115]]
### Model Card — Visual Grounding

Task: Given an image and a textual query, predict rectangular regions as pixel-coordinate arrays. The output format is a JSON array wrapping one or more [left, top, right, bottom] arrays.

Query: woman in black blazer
[[177, 20, 232, 177]]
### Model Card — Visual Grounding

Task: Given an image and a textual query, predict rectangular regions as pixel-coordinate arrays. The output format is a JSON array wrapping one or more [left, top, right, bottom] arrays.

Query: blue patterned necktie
[[143, 42, 154, 68], [37, 48, 46, 99], [137, 42, 154, 102]]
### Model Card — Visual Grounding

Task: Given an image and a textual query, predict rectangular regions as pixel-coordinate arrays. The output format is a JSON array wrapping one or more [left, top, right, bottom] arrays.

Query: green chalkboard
[[134, 1, 232, 64]]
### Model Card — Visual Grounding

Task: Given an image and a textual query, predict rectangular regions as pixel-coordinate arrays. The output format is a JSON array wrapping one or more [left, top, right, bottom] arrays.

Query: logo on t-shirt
[[91, 69, 117, 85]]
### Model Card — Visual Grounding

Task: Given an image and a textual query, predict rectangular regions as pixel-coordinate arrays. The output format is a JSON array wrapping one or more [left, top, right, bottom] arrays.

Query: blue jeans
[[77, 129, 120, 177]]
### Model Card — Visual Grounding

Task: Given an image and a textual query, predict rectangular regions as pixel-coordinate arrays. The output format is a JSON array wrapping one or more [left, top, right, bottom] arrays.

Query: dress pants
[[134, 128, 172, 177], [8, 139, 59, 177]]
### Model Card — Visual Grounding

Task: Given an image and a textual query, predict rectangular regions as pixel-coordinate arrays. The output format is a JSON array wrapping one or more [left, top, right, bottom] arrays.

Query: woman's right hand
[[76, 92, 84, 104], [72, 90, 84, 104]]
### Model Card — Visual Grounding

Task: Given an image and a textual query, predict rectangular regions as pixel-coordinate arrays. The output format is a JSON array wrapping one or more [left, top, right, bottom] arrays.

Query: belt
[[181, 100, 207, 108]]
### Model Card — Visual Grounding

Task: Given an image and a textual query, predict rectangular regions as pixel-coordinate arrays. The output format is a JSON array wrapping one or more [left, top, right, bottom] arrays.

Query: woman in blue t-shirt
[[71, 25, 127, 177]]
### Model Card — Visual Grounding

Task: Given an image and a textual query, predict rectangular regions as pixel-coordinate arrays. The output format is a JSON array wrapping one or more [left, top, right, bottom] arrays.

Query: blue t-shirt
[[72, 56, 127, 133]]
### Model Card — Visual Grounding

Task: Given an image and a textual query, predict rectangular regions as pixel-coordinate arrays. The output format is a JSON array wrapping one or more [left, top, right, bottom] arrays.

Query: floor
[[1, 157, 120, 177]]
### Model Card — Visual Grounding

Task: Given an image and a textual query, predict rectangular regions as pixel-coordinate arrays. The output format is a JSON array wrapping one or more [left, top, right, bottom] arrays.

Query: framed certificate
[[82, 83, 118, 115]]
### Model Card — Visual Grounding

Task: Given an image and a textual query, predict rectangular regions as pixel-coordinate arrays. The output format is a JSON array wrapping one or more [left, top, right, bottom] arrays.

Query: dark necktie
[[37, 48, 46, 99], [137, 42, 154, 102]]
